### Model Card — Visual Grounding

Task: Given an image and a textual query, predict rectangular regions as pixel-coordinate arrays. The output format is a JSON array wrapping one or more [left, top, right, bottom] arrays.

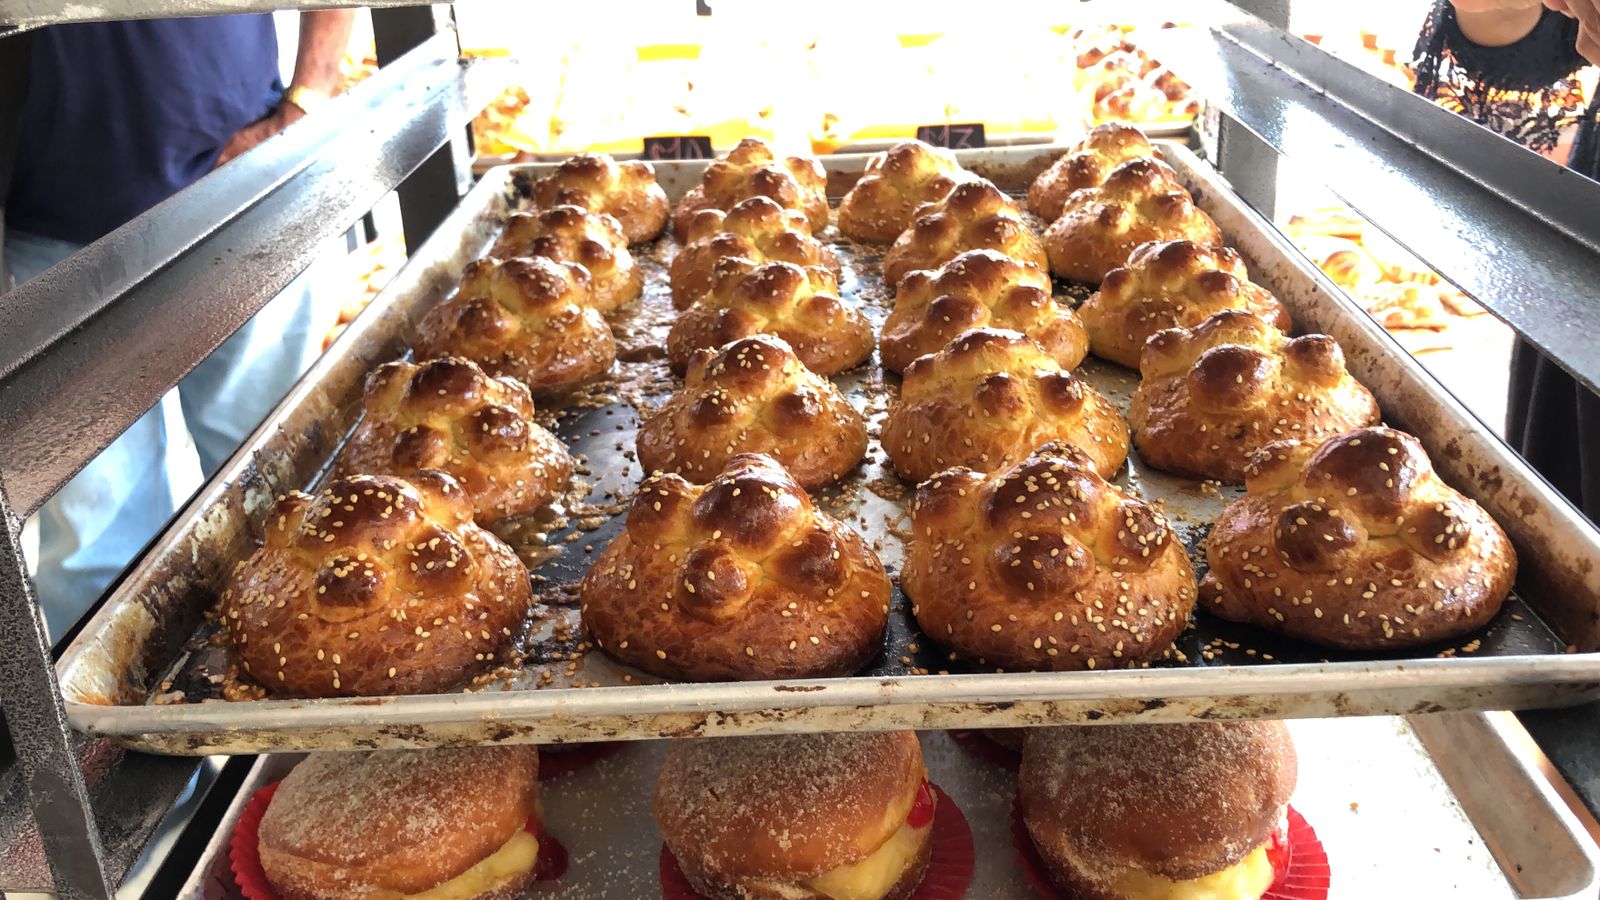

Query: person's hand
[[215, 100, 305, 167], [1545, 0, 1600, 63]]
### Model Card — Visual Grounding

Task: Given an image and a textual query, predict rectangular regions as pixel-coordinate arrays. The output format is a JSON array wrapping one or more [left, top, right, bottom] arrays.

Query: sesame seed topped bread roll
[[1129, 311, 1379, 484], [666, 259, 874, 377], [880, 248, 1088, 374], [335, 357, 573, 523], [581, 454, 890, 681], [882, 180, 1049, 287], [882, 328, 1130, 484], [673, 138, 830, 241], [1081, 240, 1292, 369], [1201, 426, 1517, 649], [1026, 123, 1163, 222], [531, 151, 669, 243], [903, 442, 1197, 671], [413, 256, 616, 397], [638, 335, 868, 489], [1020, 721, 1296, 900], [670, 196, 841, 311], [490, 205, 641, 312], [259, 746, 542, 900], [1042, 158, 1223, 285], [221, 471, 532, 698], [655, 731, 933, 900], [837, 140, 968, 243]]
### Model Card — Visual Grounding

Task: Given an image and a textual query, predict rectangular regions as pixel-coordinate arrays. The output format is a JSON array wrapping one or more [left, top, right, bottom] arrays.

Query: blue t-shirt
[[6, 16, 281, 244]]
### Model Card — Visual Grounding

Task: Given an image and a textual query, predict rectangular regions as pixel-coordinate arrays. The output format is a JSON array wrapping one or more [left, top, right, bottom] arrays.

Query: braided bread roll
[[1202, 426, 1516, 649], [581, 453, 890, 681], [221, 471, 532, 698], [1026, 124, 1162, 221], [881, 249, 1088, 374], [883, 328, 1129, 483], [532, 151, 669, 243], [413, 256, 616, 396], [669, 196, 840, 311], [1042, 158, 1222, 284], [904, 443, 1197, 671], [1129, 311, 1379, 484], [490, 205, 641, 312], [666, 260, 873, 376], [1081, 240, 1292, 368], [837, 140, 967, 243], [335, 357, 572, 523], [639, 335, 867, 489], [672, 138, 829, 240], [883, 180, 1048, 287]]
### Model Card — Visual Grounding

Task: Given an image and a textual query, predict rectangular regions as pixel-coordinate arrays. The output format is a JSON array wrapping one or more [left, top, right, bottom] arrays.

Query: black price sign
[[915, 123, 987, 150], [642, 135, 715, 161]]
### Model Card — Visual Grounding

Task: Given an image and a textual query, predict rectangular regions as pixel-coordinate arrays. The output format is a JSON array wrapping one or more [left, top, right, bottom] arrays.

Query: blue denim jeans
[[7, 229, 331, 639]]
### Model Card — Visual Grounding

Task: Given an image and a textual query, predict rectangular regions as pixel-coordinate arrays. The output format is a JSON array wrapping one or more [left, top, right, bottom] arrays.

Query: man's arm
[[216, 10, 357, 166]]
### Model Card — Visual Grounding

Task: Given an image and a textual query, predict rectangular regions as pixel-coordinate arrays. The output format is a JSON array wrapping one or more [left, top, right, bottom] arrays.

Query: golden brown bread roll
[[669, 196, 840, 311], [259, 746, 542, 900], [1026, 123, 1162, 221], [1042, 158, 1223, 284], [1202, 426, 1517, 649], [639, 335, 867, 489], [335, 357, 573, 522], [1128, 311, 1380, 484], [655, 731, 932, 900], [882, 180, 1049, 286], [672, 138, 829, 240], [903, 443, 1196, 672], [837, 140, 967, 243], [883, 328, 1129, 484], [1020, 721, 1296, 900], [413, 256, 616, 396], [1080, 240, 1293, 368], [581, 453, 890, 681], [532, 151, 669, 243], [221, 471, 532, 698], [666, 259, 873, 377], [880, 249, 1088, 374], [490, 205, 641, 312]]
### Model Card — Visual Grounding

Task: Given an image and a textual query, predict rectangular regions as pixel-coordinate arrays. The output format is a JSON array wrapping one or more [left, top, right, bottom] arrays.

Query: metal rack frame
[[0, 0, 1598, 895]]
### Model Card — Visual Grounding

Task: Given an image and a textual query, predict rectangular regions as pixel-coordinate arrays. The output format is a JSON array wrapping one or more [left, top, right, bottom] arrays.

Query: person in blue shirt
[[2, 10, 355, 638]]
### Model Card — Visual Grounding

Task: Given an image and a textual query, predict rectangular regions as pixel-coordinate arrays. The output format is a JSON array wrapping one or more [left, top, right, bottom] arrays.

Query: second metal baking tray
[[54, 143, 1600, 754]]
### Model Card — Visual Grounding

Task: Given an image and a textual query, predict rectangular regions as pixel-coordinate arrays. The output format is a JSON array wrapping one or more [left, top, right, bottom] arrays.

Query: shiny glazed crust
[[490, 205, 642, 312], [1081, 240, 1292, 368], [1128, 311, 1379, 483], [672, 138, 830, 240], [666, 259, 874, 376], [638, 335, 868, 489], [880, 249, 1088, 374], [838, 140, 967, 243], [1042, 158, 1222, 284], [221, 472, 531, 698], [882, 328, 1129, 484], [903, 443, 1196, 671], [580, 454, 891, 681], [1026, 124, 1161, 221], [335, 357, 572, 522], [882, 180, 1049, 286], [532, 152, 669, 243], [669, 196, 840, 310], [1201, 426, 1517, 648], [413, 256, 617, 397]]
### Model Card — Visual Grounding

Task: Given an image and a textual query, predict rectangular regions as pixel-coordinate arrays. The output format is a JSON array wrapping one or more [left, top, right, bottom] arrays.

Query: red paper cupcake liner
[[539, 740, 626, 781], [660, 783, 975, 900], [229, 779, 568, 899], [949, 729, 1022, 771], [1010, 795, 1329, 900]]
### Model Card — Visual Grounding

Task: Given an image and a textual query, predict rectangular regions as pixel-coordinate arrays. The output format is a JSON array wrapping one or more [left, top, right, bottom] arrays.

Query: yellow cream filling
[[1108, 844, 1275, 900], [805, 816, 932, 900], [405, 829, 539, 900]]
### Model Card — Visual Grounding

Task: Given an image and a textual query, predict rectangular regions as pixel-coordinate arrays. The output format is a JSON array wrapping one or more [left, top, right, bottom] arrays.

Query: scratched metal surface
[[52, 143, 1600, 756]]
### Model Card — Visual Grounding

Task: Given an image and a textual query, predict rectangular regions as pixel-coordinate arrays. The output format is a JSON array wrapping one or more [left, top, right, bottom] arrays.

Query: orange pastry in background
[[672, 138, 829, 240], [669, 196, 839, 311], [1026, 123, 1161, 221], [883, 180, 1048, 286], [1042, 157, 1222, 284], [532, 151, 669, 243], [491, 205, 641, 312], [838, 140, 968, 243]]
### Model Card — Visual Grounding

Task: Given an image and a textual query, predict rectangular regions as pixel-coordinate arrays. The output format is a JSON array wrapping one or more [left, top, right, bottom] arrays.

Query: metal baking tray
[[177, 715, 1599, 899], [54, 142, 1600, 755]]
